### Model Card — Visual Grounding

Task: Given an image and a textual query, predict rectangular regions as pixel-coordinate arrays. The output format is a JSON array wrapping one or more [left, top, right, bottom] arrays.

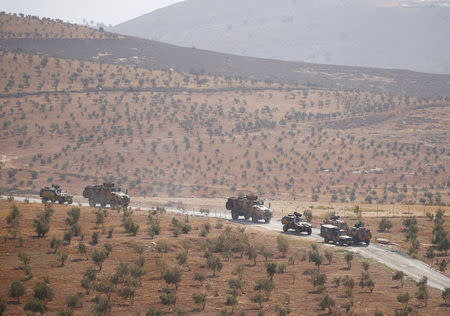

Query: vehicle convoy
[[320, 224, 353, 246], [281, 212, 312, 235], [83, 183, 130, 208], [322, 215, 372, 245], [225, 194, 272, 223], [40, 184, 73, 204]]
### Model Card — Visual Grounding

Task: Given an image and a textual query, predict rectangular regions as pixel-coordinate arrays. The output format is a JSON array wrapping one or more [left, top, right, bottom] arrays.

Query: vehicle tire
[[365, 240, 370, 246], [68, 199, 73, 205], [307, 228, 312, 235], [225, 201, 233, 210], [58, 199, 64, 204], [41, 198, 48, 204], [324, 238, 329, 243], [244, 216, 249, 220], [231, 211, 239, 220], [283, 225, 288, 232], [252, 216, 258, 223], [264, 218, 271, 223], [89, 199, 95, 207], [100, 201, 107, 208]]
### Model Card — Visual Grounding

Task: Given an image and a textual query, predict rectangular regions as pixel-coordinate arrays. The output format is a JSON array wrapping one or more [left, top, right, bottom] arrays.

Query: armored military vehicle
[[320, 224, 353, 246], [281, 212, 312, 235], [83, 183, 130, 208], [225, 194, 272, 223], [347, 223, 372, 245], [40, 184, 73, 204], [323, 215, 348, 230]]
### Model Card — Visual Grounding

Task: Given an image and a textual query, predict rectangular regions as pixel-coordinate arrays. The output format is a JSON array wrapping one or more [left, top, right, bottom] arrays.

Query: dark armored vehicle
[[83, 183, 130, 208], [281, 212, 312, 235], [225, 194, 272, 223], [320, 224, 353, 246], [40, 184, 73, 204]]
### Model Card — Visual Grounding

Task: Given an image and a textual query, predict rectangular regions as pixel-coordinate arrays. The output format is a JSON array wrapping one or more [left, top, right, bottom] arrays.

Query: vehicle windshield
[[112, 188, 121, 192], [252, 201, 264, 205], [338, 231, 346, 236]]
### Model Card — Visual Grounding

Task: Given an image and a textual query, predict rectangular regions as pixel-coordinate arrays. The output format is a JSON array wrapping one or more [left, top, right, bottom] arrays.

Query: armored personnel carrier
[[40, 184, 73, 204], [323, 215, 348, 230], [281, 212, 312, 235], [320, 224, 353, 246], [83, 183, 130, 208], [225, 194, 272, 223], [347, 222, 372, 245]]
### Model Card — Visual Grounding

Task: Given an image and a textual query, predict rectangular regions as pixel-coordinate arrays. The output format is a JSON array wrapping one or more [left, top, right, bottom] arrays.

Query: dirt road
[[3, 195, 449, 290]]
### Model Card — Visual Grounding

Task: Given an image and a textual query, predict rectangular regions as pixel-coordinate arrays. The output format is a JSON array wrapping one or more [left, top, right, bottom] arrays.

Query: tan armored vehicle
[[347, 222, 372, 245], [320, 224, 353, 246], [323, 215, 348, 230], [281, 212, 312, 235], [83, 183, 130, 208], [225, 194, 272, 223], [40, 184, 73, 204]]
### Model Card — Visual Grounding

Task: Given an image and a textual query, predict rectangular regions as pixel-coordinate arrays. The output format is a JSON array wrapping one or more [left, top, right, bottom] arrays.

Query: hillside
[[113, 0, 450, 74], [0, 13, 449, 205]]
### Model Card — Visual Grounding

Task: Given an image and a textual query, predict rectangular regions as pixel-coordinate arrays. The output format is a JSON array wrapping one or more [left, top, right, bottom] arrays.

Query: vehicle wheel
[[89, 199, 95, 207], [264, 218, 271, 223], [324, 238, 329, 243], [225, 201, 233, 210], [231, 211, 239, 220], [100, 202, 107, 208], [41, 198, 48, 204], [307, 228, 312, 235], [58, 200, 64, 204], [68, 199, 73, 205], [365, 240, 370, 245], [244, 216, 249, 220], [252, 216, 258, 223], [283, 225, 288, 232]]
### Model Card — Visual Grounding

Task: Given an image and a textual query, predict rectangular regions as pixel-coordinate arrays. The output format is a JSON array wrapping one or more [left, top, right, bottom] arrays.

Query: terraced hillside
[[0, 13, 448, 205]]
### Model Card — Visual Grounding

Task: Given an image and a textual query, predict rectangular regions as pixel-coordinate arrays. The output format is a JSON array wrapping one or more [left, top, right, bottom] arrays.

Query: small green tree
[[319, 294, 335, 314], [193, 272, 206, 286], [159, 287, 177, 306], [192, 293, 207, 310], [206, 255, 223, 276], [442, 288, 450, 305], [397, 292, 410, 310], [92, 249, 107, 270], [24, 298, 45, 314], [265, 262, 277, 280], [392, 271, 405, 288], [254, 278, 275, 300], [415, 276, 429, 306], [378, 217, 392, 232], [163, 267, 182, 289], [33, 282, 54, 307], [345, 252, 353, 270], [9, 280, 25, 303], [0, 297, 6, 315], [146, 307, 163, 316], [277, 235, 289, 257], [65, 207, 80, 226], [57, 251, 68, 267], [246, 245, 258, 266], [324, 250, 333, 264]]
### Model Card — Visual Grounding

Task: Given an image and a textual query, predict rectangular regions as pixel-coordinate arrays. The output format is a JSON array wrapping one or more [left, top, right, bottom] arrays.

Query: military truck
[[320, 224, 353, 246], [281, 212, 312, 235], [83, 183, 130, 208], [40, 184, 73, 204], [347, 223, 372, 245], [323, 215, 348, 230], [225, 194, 272, 223]]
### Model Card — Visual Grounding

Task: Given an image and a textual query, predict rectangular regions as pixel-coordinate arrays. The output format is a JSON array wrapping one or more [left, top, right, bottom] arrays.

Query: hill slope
[[113, 0, 450, 74], [0, 13, 448, 205]]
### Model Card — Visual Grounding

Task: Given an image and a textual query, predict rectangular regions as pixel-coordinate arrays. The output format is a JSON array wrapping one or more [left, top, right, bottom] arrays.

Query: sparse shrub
[[92, 249, 107, 270], [207, 255, 223, 276], [58, 251, 68, 266], [160, 287, 177, 306], [442, 288, 450, 305], [107, 227, 114, 238], [0, 297, 6, 315], [146, 307, 163, 316], [9, 280, 25, 303], [379, 217, 392, 232], [265, 262, 277, 280], [56, 309, 73, 316], [277, 235, 289, 257], [392, 270, 405, 288], [176, 252, 188, 265], [345, 252, 353, 269], [156, 240, 171, 253], [91, 232, 99, 245], [65, 208, 80, 226], [193, 272, 206, 286], [192, 293, 207, 310], [397, 292, 410, 310], [319, 294, 335, 314], [254, 278, 275, 300], [92, 295, 113, 315], [24, 298, 45, 314], [65, 294, 80, 308], [303, 209, 313, 222], [63, 230, 73, 244], [325, 250, 333, 264], [33, 282, 54, 306]]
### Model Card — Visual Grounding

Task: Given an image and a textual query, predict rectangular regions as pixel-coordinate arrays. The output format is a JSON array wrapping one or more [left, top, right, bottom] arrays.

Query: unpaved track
[[3, 195, 449, 290]]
